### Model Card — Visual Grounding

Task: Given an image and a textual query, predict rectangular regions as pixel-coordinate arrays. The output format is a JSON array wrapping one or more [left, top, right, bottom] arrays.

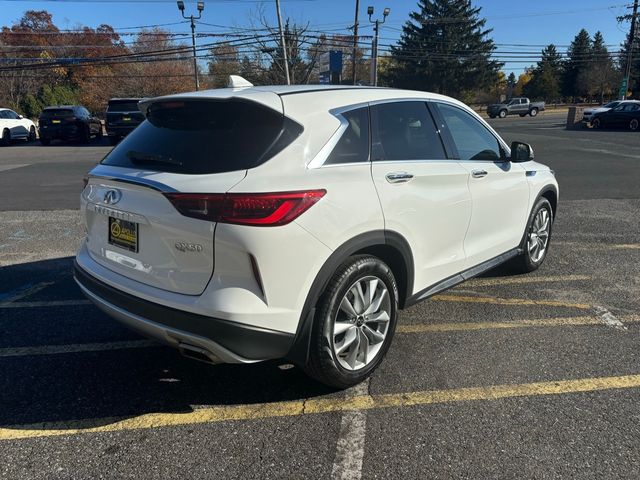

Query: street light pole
[[275, 0, 291, 85], [351, 0, 360, 85], [177, 1, 204, 91], [368, 6, 389, 87], [623, 0, 638, 100]]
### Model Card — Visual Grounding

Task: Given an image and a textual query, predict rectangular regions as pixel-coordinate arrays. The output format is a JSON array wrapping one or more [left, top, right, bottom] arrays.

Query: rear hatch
[[83, 96, 292, 295], [106, 99, 144, 128], [39, 108, 75, 133]]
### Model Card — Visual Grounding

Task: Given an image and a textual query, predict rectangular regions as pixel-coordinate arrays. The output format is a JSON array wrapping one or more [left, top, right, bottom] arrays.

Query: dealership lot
[[1, 112, 639, 479]]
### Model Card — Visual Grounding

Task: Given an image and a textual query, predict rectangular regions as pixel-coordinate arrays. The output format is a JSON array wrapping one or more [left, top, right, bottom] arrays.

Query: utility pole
[[351, 0, 360, 85], [367, 6, 389, 87], [623, 0, 639, 100], [177, 1, 204, 91], [275, 0, 291, 85]]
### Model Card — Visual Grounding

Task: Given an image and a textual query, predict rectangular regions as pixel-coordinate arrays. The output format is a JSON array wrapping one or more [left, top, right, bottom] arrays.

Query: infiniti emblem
[[103, 189, 122, 205]]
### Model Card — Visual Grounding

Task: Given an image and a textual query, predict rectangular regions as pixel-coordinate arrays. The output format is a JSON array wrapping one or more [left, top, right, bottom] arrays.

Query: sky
[[0, 0, 634, 76]]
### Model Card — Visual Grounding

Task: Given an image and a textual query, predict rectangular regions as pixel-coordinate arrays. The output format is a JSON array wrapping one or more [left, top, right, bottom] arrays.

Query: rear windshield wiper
[[126, 150, 182, 166]]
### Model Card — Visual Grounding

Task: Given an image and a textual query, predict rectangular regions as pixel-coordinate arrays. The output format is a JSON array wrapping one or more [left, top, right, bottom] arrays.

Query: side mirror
[[510, 141, 534, 162], [19, 115, 24, 119]]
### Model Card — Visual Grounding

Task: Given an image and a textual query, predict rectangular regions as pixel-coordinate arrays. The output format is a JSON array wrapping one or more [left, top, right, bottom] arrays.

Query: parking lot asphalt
[[1, 113, 639, 479]]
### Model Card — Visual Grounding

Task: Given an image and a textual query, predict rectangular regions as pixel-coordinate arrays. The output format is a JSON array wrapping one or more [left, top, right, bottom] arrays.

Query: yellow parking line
[[468, 274, 591, 287], [2, 374, 640, 441], [555, 241, 640, 250], [397, 315, 640, 333], [431, 294, 591, 309]]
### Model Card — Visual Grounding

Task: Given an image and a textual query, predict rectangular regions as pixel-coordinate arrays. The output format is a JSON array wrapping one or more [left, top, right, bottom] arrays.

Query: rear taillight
[[164, 190, 326, 226]]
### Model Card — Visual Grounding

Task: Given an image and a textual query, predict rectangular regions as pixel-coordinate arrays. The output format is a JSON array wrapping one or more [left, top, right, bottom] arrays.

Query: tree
[[384, 0, 502, 97], [524, 44, 563, 102], [513, 69, 533, 96], [619, 29, 640, 97], [578, 31, 618, 103], [563, 29, 592, 99], [507, 72, 516, 98], [207, 43, 241, 87]]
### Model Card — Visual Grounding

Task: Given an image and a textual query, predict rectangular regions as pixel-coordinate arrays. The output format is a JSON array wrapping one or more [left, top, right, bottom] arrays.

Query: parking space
[[1, 119, 639, 479]]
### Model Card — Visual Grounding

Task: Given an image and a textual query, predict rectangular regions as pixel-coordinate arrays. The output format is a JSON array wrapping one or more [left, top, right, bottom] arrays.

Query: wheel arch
[[518, 184, 558, 250], [286, 230, 414, 365], [539, 185, 558, 218]]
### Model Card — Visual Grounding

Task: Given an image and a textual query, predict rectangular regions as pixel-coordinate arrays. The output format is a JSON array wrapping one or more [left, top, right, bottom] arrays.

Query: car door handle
[[471, 169, 488, 178], [385, 172, 414, 184]]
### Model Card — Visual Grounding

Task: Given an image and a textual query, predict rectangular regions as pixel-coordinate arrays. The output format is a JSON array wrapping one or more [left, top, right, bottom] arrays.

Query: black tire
[[108, 136, 119, 146], [498, 109, 507, 118], [304, 255, 399, 389], [630, 118, 639, 131], [509, 198, 554, 273], [39, 137, 51, 146], [591, 118, 601, 129], [81, 126, 90, 144], [1, 128, 10, 146], [28, 126, 36, 142], [529, 108, 538, 117]]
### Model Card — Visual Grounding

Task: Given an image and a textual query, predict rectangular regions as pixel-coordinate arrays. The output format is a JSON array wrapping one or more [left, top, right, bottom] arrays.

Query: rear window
[[41, 109, 74, 118], [108, 100, 140, 112], [101, 99, 302, 175]]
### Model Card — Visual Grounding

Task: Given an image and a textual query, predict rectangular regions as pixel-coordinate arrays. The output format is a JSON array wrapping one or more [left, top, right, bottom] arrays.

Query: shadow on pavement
[[0, 257, 334, 429]]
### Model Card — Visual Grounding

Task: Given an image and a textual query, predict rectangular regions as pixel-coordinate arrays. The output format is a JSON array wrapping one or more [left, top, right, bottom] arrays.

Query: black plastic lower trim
[[74, 261, 294, 360], [405, 248, 521, 307]]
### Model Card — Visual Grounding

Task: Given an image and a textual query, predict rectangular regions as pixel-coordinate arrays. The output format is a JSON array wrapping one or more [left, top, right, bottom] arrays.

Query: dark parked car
[[38, 106, 102, 145], [591, 101, 640, 131], [105, 98, 144, 145]]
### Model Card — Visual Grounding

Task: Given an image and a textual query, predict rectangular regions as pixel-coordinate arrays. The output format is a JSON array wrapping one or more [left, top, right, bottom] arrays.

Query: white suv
[[0, 108, 37, 144], [75, 83, 558, 388]]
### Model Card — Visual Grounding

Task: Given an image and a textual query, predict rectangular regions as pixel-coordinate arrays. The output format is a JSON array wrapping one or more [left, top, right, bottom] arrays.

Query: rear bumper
[[74, 260, 294, 363], [106, 125, 138, 137], [39, 125, 81, 140]]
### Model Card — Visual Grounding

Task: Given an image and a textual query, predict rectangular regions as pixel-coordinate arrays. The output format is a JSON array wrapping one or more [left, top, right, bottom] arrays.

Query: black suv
[[105, 98, 144, 145], [38, 105, 102, 145]]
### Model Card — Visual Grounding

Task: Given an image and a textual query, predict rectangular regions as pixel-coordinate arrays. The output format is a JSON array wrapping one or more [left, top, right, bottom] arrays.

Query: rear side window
[[371, 101, 446, 161], [325, 107, 369, 165], [101, 100, 302, 175], [108, 101, 140, 112], [435, 103, 502, 161]]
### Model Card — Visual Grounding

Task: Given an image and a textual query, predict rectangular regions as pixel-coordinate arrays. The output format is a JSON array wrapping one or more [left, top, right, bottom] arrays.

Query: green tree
[[578, 32, 618, 103], [524, 44, 563, 102], [563, 29, 592, 99], [385, 0, 502, 97], [619, 29, 640, 97]]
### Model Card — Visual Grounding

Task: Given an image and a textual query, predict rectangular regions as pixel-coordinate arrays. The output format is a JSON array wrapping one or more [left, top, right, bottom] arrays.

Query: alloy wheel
[[528, 208, 551, 263], [630, 119, 639, 131], [332, 275, 391, 371]]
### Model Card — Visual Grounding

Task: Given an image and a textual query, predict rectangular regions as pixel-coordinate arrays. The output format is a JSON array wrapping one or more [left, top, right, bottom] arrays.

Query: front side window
[[435, 103, 503, 161], [371, 101, 446, 161], [325, 107, 370, 165]]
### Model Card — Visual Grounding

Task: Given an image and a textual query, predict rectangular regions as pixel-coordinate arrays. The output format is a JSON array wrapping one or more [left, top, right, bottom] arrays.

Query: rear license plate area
[[108, 217, 138, 253]]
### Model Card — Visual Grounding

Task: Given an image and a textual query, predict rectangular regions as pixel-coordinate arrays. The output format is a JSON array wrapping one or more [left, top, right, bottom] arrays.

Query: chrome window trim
[[306, 102, 370, 169], [306, 96, 511, 169]]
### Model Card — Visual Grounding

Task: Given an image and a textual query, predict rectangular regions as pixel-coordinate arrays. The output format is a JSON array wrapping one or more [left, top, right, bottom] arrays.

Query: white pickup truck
[[487, 98, 546, 119]]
